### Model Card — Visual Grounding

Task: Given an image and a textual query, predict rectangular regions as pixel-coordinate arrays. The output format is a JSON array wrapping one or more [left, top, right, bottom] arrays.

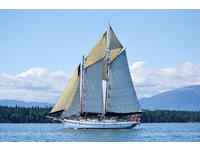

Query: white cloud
[[130, 61, 200, 98], [0, 62, 200, 103], [0, 68, 71, 103]]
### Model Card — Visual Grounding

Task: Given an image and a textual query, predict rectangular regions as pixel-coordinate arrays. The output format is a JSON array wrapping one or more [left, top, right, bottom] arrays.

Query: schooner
[[48, 25, 142, 129]]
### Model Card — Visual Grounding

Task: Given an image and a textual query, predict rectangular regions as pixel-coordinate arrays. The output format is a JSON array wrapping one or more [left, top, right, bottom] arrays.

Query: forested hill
[[0, 106, 200, 123], [0, 106, 54, 123]]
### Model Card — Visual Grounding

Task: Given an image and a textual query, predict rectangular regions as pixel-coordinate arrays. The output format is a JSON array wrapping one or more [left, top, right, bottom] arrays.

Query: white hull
[[63, 119, 138, 129]]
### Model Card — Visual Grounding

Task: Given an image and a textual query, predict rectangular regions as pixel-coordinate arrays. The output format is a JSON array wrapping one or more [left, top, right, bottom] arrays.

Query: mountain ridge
[[0, 99, 53, 107], [1, 84, 200, 111], [139, 84, 200, 111]]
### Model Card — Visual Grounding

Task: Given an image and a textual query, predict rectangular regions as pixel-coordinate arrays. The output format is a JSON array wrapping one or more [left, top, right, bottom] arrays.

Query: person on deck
[[98, 114, 101, 121], [131, 115, 135, 121], [84, 113, 88, 121]]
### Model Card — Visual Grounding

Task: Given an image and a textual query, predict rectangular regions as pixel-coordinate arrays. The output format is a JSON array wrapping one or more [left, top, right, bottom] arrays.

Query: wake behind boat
[[48, 25, 142, 129]]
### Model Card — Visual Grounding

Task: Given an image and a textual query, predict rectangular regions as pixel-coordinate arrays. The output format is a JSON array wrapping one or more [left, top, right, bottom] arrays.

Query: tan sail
[[63, 75, 80, 116], [109, 26, 123, 50], [50, 65, 80, 114], [109, 26, 123, 62], [110, 48, 122, 62], [102, 27, 123, 80], [102, 58, 107, 80], [85, 32, 107, 68]]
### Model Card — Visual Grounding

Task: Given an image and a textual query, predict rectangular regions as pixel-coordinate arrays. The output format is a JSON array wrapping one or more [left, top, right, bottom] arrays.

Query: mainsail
[[50, 65, 80, 114], [106, 50, 140, 113], [82, 31, 108, 113], [82, 59, 104, 113]]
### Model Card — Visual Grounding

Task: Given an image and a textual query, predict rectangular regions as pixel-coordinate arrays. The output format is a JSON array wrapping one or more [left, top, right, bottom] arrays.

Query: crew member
[[98, 114, 101, 121], [84, 113, 88, 121]]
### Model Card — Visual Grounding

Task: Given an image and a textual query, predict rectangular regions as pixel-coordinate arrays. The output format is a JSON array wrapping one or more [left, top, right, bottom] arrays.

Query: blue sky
[[1, 9, 200, 75], [0, 9, 200, 102]]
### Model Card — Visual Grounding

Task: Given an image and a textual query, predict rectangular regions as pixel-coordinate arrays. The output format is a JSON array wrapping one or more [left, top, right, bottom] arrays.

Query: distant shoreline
[[0, 105, 200, 123]]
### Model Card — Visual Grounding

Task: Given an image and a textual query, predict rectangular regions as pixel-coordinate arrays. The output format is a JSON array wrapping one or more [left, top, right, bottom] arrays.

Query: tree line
[[0, 105, 53, 123], [0, 105, 200, 123], [141, 110, 200, 123]]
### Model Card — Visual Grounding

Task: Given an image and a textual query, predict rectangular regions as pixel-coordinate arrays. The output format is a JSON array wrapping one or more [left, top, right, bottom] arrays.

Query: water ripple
[[0, 123, 200, 142]]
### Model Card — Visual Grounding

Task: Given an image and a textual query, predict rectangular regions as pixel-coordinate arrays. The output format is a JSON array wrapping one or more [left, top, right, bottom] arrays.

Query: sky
[[0, 9, 200, 103]]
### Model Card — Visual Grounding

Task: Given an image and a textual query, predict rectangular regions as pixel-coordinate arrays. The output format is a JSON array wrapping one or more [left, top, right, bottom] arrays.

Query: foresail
[[85, 32, 107, 68], [62, 78, 80, 116], [106, 50, 140, 113], [83, 59, 104, 113], [50, 65, 80, 114]]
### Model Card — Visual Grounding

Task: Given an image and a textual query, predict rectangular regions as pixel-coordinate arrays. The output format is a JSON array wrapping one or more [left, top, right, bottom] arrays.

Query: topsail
[[85, 32, 107, 68], [109, 26, 123, 50], [102, 27, 123, 80], [109, 26, 123, 62]]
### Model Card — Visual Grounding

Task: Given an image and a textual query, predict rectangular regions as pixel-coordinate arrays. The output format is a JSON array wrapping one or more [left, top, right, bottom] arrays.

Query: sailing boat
[[48, 25, 142, 129]]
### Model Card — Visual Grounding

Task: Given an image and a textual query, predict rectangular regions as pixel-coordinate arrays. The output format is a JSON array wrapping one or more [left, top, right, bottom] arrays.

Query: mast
[[104, 23, 110, 115], [80, 55, 85, 114]]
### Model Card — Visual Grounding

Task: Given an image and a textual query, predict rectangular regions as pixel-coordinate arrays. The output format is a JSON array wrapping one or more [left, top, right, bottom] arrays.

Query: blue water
[[0, 123, 200, 142]]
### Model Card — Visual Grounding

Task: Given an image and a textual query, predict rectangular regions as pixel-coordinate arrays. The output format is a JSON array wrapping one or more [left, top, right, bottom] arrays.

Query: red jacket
[[84, 114, 87, 118]]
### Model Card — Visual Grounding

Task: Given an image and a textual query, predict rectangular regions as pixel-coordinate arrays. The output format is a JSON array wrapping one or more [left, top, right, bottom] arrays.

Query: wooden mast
[[104, 23, 111, 116], [80, 55, 85, 115]]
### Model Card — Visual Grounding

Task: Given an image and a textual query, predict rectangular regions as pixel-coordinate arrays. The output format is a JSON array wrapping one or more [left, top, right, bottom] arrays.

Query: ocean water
[[0, 123, 199, 142]]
